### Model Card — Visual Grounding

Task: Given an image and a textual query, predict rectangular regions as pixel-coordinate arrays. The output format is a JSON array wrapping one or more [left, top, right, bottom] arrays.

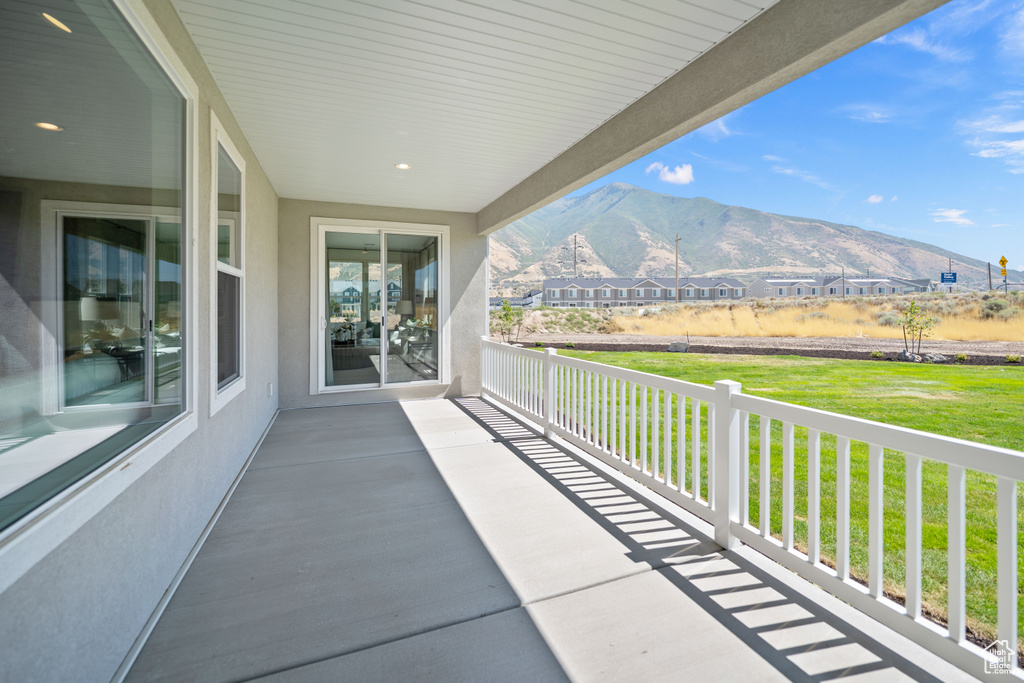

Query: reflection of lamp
[[80, 296, 120, 322], [396, 300, 413, 316]]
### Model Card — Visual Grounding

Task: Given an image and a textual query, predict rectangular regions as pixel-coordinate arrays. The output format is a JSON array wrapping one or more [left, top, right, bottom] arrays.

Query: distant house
[[489, 288, 543, 309], [542, 277, 747, 308], [745, 276, 933, 299]]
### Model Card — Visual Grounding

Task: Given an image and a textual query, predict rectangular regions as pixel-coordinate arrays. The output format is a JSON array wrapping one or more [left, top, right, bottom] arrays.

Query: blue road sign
[[940, 272, 957, 284]]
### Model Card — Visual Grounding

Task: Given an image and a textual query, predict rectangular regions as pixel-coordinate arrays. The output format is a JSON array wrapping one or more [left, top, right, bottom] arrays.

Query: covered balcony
[[125, 396, 973, 681], [1, 0, 1014, 681]]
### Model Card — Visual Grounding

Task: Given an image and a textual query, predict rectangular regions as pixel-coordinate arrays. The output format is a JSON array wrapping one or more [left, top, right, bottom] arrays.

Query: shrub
[[876, 313, 901, 327], [983, 298, 1010, 319], [870, 350, 884, 359], [954, 352, 969, 363], [996, 307, 1019, 321], [565, 341, 575, 348], [1007, 354, 1021, 364], [534, 341, 543, 347]]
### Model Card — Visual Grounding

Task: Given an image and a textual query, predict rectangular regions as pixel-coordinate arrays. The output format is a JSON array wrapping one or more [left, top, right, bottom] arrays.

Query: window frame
[[0, 0, 200, 564], [209, 111, 246, 415]]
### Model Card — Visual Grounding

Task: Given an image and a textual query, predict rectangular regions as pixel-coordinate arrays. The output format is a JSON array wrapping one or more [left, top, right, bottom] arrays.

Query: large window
[[0, 0, 191, 532], [210, 114, 245, 413]]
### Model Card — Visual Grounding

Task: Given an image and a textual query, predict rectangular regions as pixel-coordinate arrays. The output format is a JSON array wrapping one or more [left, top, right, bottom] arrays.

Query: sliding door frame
[[309, 217, 450, 395]]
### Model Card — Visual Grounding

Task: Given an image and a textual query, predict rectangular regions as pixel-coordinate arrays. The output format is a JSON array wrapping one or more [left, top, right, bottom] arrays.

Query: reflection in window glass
[[0, 0, 186, 532]]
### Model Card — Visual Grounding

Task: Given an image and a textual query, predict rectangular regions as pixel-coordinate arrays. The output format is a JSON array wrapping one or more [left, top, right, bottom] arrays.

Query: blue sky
[[569, 0, 1024, 272]]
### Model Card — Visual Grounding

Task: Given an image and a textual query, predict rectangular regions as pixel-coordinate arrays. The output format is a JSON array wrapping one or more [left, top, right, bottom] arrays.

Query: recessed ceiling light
[[395, 163, 410, 170], [35, 122, 64, 131], [42, 13, 72, 33]]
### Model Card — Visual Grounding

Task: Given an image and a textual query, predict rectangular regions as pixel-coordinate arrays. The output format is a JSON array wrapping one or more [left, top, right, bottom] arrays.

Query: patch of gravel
[[510, 333, 1024, 366]]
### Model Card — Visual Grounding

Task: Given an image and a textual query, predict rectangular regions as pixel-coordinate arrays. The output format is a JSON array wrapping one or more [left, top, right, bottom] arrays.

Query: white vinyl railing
[[481, 338, 1024, 679]]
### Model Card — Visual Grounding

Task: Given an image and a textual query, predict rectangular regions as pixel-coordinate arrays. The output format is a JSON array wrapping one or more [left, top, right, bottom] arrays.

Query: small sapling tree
[[899, 300, 934, 354], [497, 299, 524, 343]]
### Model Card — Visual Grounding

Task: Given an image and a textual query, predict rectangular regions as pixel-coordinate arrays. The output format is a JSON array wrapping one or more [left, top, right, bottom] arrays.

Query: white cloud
[[866, 194, 884, 203], [959, 108, 1024, 173], [930, 208, 974, 226], [645, 161, 694, 185], [770, 165, 837, 192], [762, 154, 783, 162], [843, 104, 894, 123], [876, 28, 968, 62], [891, 196, 898, 202], [697, 119, 732, 141], [1002, 7, 1024, 56]]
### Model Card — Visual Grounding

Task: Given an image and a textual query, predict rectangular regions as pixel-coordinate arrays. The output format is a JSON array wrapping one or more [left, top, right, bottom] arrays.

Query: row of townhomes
[[541, 275, 931, 307], [543, 277, 747, 306], [746, 276, 934, 298], [2, 1, 1007, 682]]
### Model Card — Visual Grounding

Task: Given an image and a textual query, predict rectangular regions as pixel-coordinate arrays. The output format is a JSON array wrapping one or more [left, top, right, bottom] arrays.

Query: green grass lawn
[[561, 350, 1024, 648]]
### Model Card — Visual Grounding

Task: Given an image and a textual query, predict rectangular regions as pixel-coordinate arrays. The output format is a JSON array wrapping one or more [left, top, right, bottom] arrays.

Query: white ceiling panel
[[171, 0, 776, 212]]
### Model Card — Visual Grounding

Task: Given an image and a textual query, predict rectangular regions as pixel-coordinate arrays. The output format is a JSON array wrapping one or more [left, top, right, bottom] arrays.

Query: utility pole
[[989, 262, 994, 291], [675, 233, 681, 303], [561, 234, 587, 278], [842, 266, 845, 299], [948, 257, 953, 293]]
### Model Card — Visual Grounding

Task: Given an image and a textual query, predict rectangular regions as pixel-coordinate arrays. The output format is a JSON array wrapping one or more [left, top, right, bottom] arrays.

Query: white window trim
[[209, 110, 246, 416], [308, 217, 451, 395], [568, 289, 577, 298], [700, 288, 708, 296], [602, 288, 610, 297], [719, 288, 728, 296], [549, 289, 559, 298], [0, 0, 199, 590]]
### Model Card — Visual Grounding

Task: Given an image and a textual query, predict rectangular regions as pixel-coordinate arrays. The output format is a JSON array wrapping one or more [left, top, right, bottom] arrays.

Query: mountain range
[[489, 183, 1016, 294]]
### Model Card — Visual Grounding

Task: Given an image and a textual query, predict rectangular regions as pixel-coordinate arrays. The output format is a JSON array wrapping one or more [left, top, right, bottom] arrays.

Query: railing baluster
[[807, 428, 820, 565], [998, 476, 1018, 668], [782, 422, 794, 550], [650, 388, 658, 477], [760, 416, 770, 537], [948, 464, 966, 642], [641, 386, 649, 475], [629, 382, 636, 468], [663, 389, 672, 484], [708, 403, 716, 507], [739, 411, 749, 526], [676, 394, 685, 491], [618, 379, 625, 462], [691, 400, 701, 501], [868, 444, 884, 598], [836, 435, 850, 580], [905, 453, 922, 620], [602, 374, 609, 452], [590, 372, 597, 445]]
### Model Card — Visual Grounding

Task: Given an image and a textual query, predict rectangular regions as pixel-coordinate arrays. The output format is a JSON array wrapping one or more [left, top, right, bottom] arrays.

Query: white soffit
[[171, 0, 777, 212]]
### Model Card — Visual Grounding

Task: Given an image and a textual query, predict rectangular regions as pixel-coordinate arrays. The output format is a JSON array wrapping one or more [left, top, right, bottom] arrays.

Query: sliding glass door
[[60, 210, 182, 410], [316, 223, 443, 392]]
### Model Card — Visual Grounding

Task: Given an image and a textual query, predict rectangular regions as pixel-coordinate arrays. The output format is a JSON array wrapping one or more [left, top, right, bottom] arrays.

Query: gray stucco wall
[[277, 199, 487, 409], [0, 0, 280, 679]]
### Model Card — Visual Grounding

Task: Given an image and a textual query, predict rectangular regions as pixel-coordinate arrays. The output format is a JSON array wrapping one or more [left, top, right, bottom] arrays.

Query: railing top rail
[[481, 338, 547, 360], [733, 392, 1024, 480], [550, 352, 716, 401], [482, 337, 715, 401]]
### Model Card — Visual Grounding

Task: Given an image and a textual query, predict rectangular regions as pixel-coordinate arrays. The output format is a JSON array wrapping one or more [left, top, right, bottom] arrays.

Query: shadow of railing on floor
[[454, 397, 943, 683]]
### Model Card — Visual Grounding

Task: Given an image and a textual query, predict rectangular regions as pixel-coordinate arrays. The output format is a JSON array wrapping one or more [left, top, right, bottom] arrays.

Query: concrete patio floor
[[126, 398, 976, 682]]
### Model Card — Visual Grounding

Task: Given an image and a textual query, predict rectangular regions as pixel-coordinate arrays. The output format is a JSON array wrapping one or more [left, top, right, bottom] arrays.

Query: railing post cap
[[715, 379, 741, 392], [546, 347, 558, 356]]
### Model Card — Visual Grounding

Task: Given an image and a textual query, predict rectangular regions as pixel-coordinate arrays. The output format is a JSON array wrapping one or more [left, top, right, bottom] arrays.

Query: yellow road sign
[[1002, 268, 1008, 276], [1000, 255, 1008, 267]]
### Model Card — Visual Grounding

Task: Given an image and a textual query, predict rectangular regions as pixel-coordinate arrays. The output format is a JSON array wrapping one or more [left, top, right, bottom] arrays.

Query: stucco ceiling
[[170, 0, 779, 213]]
